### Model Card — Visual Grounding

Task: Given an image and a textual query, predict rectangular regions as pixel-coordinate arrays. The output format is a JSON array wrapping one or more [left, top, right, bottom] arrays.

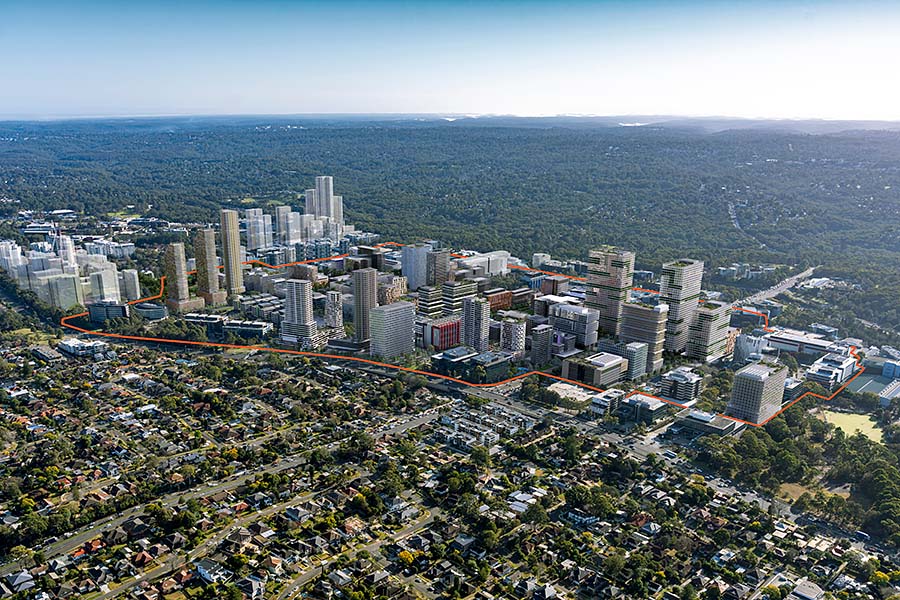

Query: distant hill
[[5, 114, 900, 135], [436, 115, 900, 134]]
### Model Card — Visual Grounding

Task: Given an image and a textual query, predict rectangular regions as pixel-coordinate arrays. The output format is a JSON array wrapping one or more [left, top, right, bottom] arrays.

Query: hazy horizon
[[5, 112, 900, 125], [3, 0, 900, 120]]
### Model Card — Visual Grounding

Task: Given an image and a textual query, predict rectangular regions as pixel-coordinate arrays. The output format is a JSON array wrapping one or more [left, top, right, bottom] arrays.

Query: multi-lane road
[[740, 266, 817, 305]]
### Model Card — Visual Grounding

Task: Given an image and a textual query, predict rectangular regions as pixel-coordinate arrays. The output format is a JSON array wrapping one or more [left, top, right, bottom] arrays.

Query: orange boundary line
[[59, 242, 863, 428]]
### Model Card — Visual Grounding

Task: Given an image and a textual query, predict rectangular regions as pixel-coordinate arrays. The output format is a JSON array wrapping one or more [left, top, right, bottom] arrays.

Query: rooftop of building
[[664, 258, 702, 267], [737, 361, 787, 380], [624, 300, 669, 312], [585, 352, 626, 368], [624, 393, 667, 410], [548, 382, 597, 404], [371, 300, 415, 313], [550, 303, 595, 316], [471, 352, 510, 366], [433, 346, 479, 361], [767, 327, 829, 342], [442, 279, 476, 289], [663, 366, 702, 384], [815, 352, 856, 366], [675, 409, 737, 431], [699, 300, 729, 310], [537, 294, 579, 305], [592, 389, 628, 402]]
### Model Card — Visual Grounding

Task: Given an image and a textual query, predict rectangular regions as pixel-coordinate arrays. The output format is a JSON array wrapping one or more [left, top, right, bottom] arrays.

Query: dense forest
[[1, 116, 898, 332]]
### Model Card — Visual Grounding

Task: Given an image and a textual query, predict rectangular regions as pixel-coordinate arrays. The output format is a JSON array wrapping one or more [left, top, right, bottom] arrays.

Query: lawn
[[106, 211, 141, 220], [820, 410, 884, 443], [779, 482, 814, 501], [7, 328, 55, 344]]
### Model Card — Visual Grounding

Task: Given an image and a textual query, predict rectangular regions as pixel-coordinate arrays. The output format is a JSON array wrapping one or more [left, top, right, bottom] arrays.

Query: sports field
[[821, 410, 883, 443]]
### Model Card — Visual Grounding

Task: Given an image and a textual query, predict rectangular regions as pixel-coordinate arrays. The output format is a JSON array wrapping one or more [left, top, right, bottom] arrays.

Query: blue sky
[[2, 0, 899, 119]]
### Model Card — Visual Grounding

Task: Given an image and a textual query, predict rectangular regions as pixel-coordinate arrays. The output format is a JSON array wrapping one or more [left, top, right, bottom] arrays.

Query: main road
[[740, 266, 817, 305]]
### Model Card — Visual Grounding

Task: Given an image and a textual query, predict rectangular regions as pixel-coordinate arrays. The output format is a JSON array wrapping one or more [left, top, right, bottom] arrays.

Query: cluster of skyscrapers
[[341, 242, 736, 376], [0, 234, 140, 311], [243, 175, 349, 253], [577, 247, 732, 376], [0, 179, 768, 419]]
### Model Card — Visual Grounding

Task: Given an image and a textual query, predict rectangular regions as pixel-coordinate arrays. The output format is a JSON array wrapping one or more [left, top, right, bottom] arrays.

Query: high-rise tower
[[281, 278, 319, 347], [619, 302, 668, 373], [370, 301, 415, 358], [325, 290, 344, 330], [245, 208, 273, 252], [585, 246, 635, 336], [220, 209, 245, 297], [462, 296, 490, 352], [426, 249, 451, 287], [194, 228, 227, 306], [352, 267, 378, 343], [164, 242, 205, 313], [660, 259, 704, 353], [401, 243, 432, 291], [274, 205, 292, 245], [687, 300, 732, 362], [727, 362, 787, 424], [315, 176, 334, 219], [55, 235, 77, 269]]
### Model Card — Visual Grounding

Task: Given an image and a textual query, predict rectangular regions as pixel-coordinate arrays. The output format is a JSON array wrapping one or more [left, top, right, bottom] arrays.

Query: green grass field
[[821, 410, 884, 443]]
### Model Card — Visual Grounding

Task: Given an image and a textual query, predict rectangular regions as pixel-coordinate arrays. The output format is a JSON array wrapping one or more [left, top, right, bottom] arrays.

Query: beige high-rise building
[[194, 229, 227, 306], [660, 258, 704, 353], [585, 246, 635, 336], [164, 242, 205, 313], [726, 362, 787, 424], [619, 302, 668, 373], [378, 276, 407, 306], [687, 300, 732, 362], [352, 267, 378, 343], [220, 209, 245, 297]]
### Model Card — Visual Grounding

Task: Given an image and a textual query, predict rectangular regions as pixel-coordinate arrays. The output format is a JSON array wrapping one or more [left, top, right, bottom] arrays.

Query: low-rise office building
[[620, 393, 670, 424], [431, 347, 511, 383], [805, 353, 858, 389], [590, 389, 627, 418], [88, 301, 130, 323], [659, 367, 702, 404], [561, 352, 628, 388], [672, 409, 742, 437]]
